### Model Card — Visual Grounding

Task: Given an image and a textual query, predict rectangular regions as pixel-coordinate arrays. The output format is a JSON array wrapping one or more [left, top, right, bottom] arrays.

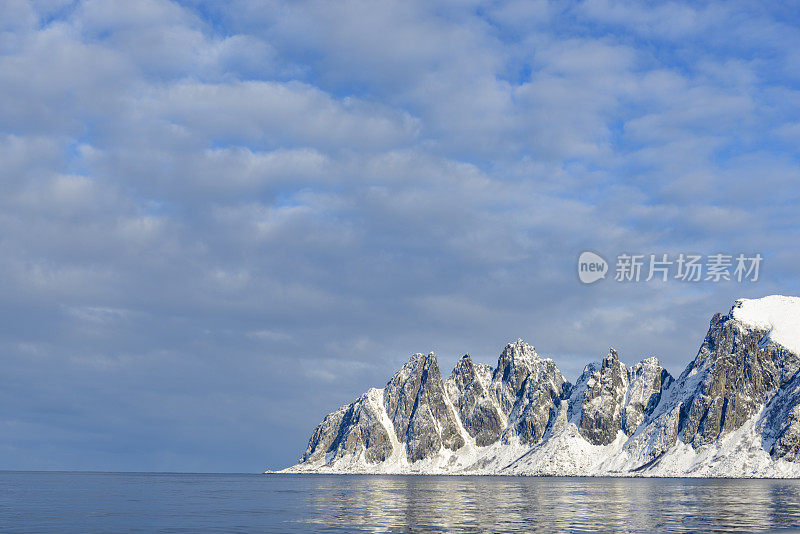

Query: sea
[[3, 471, 800, 533]]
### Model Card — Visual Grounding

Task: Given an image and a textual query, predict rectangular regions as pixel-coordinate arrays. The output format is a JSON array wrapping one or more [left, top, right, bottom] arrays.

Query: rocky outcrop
[[444, 355, 503, 446], [503, 354, 566, 445], [576, 350, 672, 445], [491, 340, 541, 418], [384, 352, 464, 461], [677, 311, 800, 447], [625, 303, 800, 468], [286, 295, 800, 477], [624, 357, 672, 435], [762, 370, 800, 461], [579, 349, 629, 445], [301, 389, 393, 464], [299, 352, 468, 465]]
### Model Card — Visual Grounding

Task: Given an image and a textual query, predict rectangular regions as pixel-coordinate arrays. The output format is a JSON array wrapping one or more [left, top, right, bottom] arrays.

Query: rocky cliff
[[282, 295, 800, 477]]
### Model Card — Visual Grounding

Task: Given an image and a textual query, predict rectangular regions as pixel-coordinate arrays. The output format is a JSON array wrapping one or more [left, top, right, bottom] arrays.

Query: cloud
[[0, 0, 798, 472], [140, 80, 420, 149]]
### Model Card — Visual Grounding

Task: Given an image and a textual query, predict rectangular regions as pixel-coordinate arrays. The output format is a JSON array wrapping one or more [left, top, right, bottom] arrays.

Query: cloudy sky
[[2, 0, 799, 472]]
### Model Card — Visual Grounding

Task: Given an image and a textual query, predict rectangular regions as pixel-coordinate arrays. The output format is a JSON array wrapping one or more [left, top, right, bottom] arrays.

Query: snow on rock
[[444, 355, 504, 446], [732, 295, 800, 356], [490, 339, 542, 418], [624, 356, 672, 434], [502, 353, 566, 446], [383, 352, 466, 461], [280, 295, 800, 477], [579, 349, 629, 445]]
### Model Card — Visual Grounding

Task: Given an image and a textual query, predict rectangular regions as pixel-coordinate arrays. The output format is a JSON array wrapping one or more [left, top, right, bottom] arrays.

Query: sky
[[1, 0, 799, 473]]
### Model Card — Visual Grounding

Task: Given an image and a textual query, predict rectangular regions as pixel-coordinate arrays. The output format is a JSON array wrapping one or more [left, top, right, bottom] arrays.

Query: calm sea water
[[3, 472, 800, 533]]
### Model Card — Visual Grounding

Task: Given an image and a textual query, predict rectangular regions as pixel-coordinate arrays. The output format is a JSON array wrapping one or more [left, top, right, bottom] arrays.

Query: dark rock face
[[300, 352, 468, 465], [301, 391, 392, 464], [491, 340, 541, 418], [579, 349, 629, 445], [626, 307, 800, 465], [504, 357, 566, 444], [445, 355, 504, 446], [336, 395, 394, 463], [772, 408, 800, 461], [573, 351, 672, 446], [485, 340, 567, 446], [384, 352, 465, 461], [301, 405, 348, 463], [567, 363, 599, 423], [678, 313, 800, 447], [624, 357, 672, 435], [762, 370, 800, 461]]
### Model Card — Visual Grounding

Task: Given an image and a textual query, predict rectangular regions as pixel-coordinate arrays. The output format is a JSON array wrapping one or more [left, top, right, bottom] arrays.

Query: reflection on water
[[301, 476, 800, 533], [2, 471, 800, 533]]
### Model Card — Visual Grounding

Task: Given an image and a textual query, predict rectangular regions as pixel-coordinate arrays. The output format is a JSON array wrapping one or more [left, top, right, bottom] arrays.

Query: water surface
[[2, 471, 800, 532]]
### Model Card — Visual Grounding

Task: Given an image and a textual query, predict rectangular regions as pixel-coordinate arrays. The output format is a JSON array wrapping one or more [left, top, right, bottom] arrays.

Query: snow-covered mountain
[[280, 296, 800, 477]]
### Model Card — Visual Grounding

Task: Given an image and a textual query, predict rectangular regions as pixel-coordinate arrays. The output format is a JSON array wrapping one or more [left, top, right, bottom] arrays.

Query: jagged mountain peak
[[499, 339, 539, 364], [636, 355, 662, 368], [445, 353, 502, 447], [407, 351, 436, 364], [447, 354, 475, 383], [383, 350, 465, 462], [579, 349, 630, 445], [452, 353, 474, 370], [672, 304, 800, 448], [601, 348, 625, 371], [286, 295, 800, 477], [492, 339, 547, 417], [493, 339, 540, 385], [447, 354, 493, 386], [388, 352, 438, 384]]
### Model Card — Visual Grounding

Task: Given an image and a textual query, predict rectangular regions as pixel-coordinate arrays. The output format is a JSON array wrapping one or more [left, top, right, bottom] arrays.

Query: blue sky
[[1, 0, 799, 472]]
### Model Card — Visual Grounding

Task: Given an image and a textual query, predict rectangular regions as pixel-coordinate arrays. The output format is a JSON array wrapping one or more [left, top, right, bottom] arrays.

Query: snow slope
[[733, 295, 800, 355]]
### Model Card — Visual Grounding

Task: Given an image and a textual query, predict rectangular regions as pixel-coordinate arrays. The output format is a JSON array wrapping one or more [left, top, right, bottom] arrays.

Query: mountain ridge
[[279, 295, 800, 477]]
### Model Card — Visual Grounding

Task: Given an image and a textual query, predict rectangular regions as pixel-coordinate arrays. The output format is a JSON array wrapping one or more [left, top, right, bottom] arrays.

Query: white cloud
[[138, 80, 420, 150], [1, 0, 799, 471]]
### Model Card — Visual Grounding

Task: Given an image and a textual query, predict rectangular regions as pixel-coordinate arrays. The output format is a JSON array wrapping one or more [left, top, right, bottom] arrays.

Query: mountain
[[279, 295, 800, 477]]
